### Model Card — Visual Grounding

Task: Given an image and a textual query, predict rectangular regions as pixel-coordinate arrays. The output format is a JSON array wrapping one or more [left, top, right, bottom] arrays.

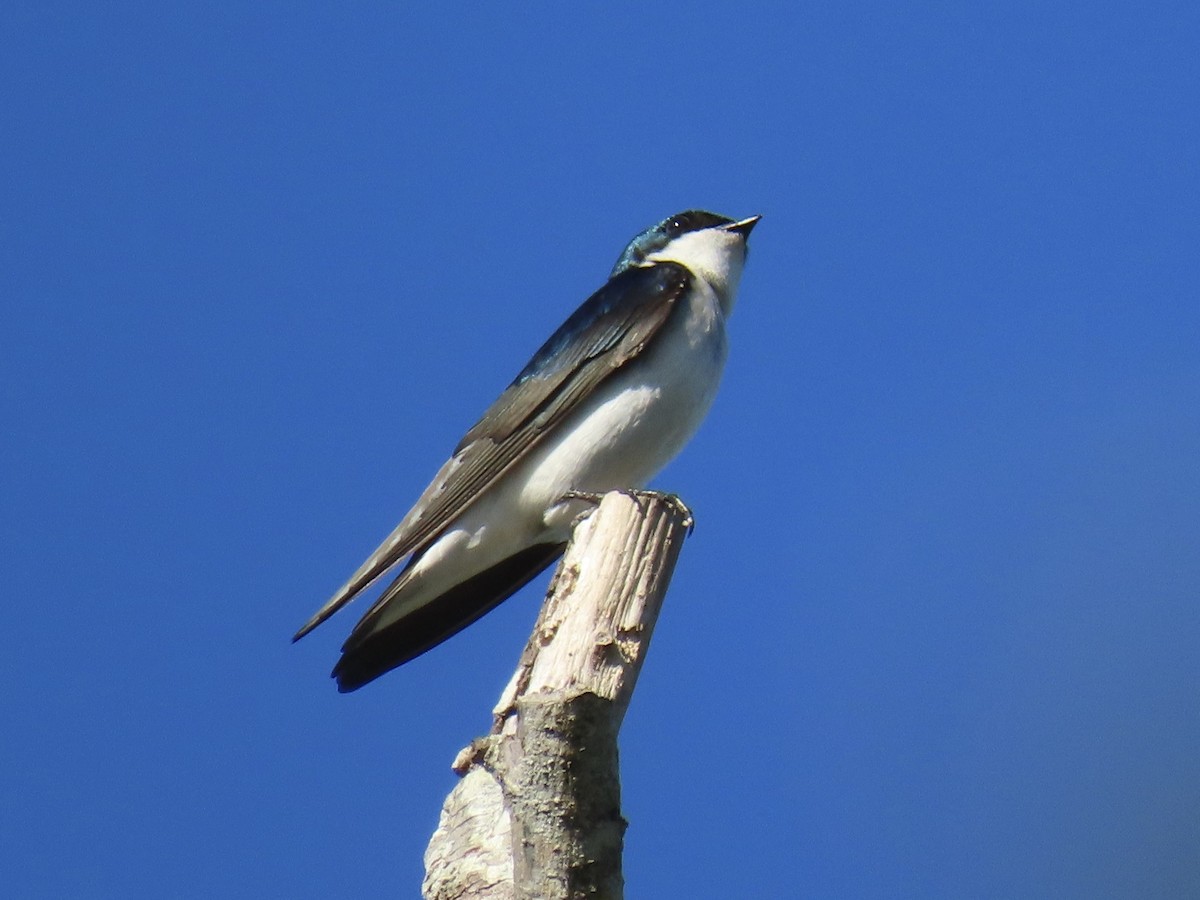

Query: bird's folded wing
[[292, 261, 692, 640]]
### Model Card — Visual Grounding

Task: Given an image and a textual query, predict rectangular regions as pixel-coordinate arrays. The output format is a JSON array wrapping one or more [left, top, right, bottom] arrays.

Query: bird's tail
[[331, 541, 566, 691]]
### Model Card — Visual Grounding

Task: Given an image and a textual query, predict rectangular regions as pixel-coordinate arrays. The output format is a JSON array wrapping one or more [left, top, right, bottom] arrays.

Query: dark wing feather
[[292, 262, 692, 641], [331, 541, 566, 691]]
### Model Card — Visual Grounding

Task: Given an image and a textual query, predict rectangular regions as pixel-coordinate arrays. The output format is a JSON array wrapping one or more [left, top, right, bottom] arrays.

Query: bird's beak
[[726, 215, 762, 238]]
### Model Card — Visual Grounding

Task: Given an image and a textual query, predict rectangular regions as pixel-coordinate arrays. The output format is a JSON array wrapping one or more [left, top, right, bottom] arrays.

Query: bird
[[294, 209, 760, 691]]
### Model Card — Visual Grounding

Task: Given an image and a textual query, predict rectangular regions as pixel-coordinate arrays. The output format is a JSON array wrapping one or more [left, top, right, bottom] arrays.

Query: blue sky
[[3, 4, 1198, 898]]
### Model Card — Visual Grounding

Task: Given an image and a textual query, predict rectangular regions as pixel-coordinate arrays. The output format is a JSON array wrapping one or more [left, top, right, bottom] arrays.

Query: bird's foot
[[561, 489, 605, 505], [628, 490, 695, 534], [560, 490, 604, 529], [561, 489, 694, 534]]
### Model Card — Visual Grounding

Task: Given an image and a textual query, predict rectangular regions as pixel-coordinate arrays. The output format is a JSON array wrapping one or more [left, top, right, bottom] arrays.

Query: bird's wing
[[292, 261, 692, 640]]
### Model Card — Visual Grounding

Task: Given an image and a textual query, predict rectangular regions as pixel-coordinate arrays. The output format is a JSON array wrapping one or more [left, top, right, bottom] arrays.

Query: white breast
[[450, 222, 748, 549], [514, 279, 729, 534]]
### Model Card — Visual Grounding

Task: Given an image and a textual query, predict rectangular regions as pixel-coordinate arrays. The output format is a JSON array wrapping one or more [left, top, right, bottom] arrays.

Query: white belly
[[380, 281, 731, 629], [435, 281, 728, 562], [515, 283, 728, 533]]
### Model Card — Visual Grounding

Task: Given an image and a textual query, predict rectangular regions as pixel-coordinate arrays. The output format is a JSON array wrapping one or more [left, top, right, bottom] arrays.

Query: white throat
[[646, 228, 747, 317]]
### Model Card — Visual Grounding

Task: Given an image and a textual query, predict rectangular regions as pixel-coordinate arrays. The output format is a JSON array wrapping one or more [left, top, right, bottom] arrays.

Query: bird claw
[[629, 489, 695, 534], [560, 490, 604, 529], [560, 489, 695, 534], [561, 489, 605, 505]]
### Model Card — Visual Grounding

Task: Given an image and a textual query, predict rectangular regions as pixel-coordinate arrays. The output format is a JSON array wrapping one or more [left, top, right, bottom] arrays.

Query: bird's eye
[[668, 215, 690, 234]]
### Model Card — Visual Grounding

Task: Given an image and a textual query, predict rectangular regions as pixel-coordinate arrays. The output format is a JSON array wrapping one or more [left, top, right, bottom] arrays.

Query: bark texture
[[423, 491, 692, 900]]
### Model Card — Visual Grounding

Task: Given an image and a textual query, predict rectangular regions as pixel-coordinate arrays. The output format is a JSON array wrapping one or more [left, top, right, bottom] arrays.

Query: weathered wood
[[423, 491, 692, 900]]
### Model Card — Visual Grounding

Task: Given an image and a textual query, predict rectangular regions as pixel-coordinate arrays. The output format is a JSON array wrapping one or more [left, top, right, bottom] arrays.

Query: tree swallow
[[294, 210, 760, 691]]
